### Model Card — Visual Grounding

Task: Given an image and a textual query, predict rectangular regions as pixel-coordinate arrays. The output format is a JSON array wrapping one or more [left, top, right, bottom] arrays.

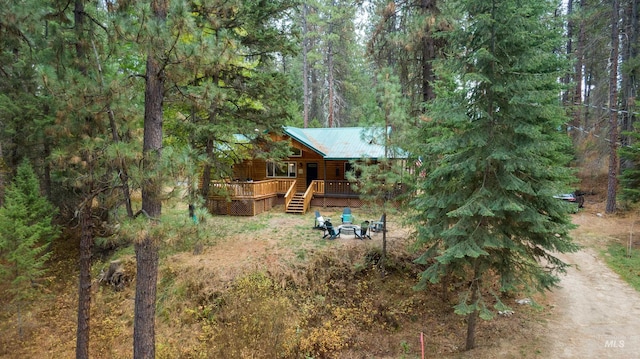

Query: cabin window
[[344, 162, 362, 179], [267, 161, 297, 178], [290, 147, 302, 157]]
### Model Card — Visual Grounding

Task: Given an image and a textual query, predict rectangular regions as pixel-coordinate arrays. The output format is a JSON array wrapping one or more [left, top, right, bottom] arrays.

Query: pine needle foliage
[[619, 131, 640, 203], [352, 69, 412, 208], [350, 69, 413, 270], [0, 159, 59, 303], [411, 0, 579, 349]]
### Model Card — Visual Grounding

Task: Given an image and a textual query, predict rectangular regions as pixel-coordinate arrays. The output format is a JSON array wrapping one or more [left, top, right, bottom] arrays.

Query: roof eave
[[283, 127, 327, 157]]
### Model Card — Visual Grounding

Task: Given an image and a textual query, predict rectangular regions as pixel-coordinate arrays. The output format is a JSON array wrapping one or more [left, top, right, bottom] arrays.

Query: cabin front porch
[[205, 179, 363, 216]]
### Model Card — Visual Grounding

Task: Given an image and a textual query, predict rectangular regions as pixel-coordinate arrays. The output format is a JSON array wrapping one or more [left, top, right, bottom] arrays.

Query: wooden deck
[[205, 179, 362, 216]]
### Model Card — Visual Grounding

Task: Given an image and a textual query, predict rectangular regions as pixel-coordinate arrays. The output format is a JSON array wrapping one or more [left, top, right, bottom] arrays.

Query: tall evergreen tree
[[34, 2, 142, 356], [412, 0, 579, 350], [619, 131, 640, 202], [0, 159, 59, 334], [568, 0, 615, 143], [0, 0, 57, 199], [606, 0, 621, 214], [296, 0, 366, 127], [618, 0, 640, 203], [168, 0, 298, 200], [352, 68, 411, 272], [124, 1, 299, 355], [367, 0, 448, 116], [619, 0, 639, 168], [134, 0, 167, 355]]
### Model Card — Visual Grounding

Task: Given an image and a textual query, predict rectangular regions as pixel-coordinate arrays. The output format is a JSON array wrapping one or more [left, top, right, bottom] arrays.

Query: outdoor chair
[[356, 220, 372, 240], [322, 219, 340, 240], [341, 207, 353, 224], [371, 214, 386, 234], [314, 210, 327, 229]]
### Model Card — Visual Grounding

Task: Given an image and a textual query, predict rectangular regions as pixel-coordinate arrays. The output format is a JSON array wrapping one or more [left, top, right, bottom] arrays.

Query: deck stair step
[[286, 193, 306, 214]]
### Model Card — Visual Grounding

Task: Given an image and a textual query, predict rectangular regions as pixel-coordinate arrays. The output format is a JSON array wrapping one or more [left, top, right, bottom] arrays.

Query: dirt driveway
[[546, 212, 640, 358]]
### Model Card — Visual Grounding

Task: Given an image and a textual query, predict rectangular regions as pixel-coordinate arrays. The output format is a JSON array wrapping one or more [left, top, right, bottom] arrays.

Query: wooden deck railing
[[276, 179, 296, 193], [283, 180, 297, 209], [208, 179, 363, 200], [300, 180, 324, 213], [209, 179, 294, 199], [323, 180, 358, 197], [311, 180, 325, 194]]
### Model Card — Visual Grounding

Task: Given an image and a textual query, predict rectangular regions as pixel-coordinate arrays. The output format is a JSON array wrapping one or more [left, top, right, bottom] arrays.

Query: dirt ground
[[3, 192, 640, 358], [170, 200, 640, 359], [542, 200, 640, 359]]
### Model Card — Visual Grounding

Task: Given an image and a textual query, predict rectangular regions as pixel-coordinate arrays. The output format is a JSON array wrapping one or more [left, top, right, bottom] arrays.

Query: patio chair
[[371, 214, 386, 234], [322, 219, 340, 240], [355, 220, 372, 240], [314, 210, 327, 229], [341, 207, 353, 224]]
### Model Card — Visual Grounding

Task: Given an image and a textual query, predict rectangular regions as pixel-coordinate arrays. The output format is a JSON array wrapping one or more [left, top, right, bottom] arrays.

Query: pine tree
[[619, 131, 640, 202], [297, 0, 365, 127], [167, 0, 298, 200], [367, 0, 448, 115], [352, 69, 411, 272], [0, 159, 59, 334], [125, 1, 299, 356], [412, 0, 579, 350], [619, 0, 640, 168], [606, 0, 621, 214]]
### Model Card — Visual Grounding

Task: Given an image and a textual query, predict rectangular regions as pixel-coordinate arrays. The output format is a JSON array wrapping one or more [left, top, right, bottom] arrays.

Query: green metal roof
[[283, 126, 405, 160]]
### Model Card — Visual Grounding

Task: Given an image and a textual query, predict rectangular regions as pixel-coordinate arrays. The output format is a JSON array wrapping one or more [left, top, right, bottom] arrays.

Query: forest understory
[[3, 171, 637, 359]]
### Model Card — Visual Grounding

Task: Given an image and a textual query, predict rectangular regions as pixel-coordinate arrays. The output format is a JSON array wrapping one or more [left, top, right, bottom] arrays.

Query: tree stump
[[99, 260, 126, 291]]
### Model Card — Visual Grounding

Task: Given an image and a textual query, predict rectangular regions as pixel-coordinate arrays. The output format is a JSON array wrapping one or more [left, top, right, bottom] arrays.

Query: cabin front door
[[306, 163, 318, 187]]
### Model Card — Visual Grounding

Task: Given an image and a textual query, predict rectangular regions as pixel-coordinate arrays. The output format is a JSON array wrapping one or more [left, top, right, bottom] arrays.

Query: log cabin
[[204, 126, 407, 216]]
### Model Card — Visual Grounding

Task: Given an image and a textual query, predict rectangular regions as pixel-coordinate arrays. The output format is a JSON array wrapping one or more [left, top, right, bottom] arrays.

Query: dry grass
[[0, 205, 552, 359], [4, 175, 636, 359]]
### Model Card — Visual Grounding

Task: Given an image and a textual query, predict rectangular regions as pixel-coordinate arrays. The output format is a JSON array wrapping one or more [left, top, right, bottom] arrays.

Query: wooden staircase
[[286, 193, 305, 214]]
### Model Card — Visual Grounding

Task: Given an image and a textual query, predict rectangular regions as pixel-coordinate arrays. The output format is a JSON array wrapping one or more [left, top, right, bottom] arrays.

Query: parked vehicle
[[553, 192, 585, 209], [554, 193, 577, 202]]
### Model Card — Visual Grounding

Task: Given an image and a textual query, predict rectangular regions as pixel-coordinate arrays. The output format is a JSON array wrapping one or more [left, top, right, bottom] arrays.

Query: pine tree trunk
[[564, 0, 574, 106], [134, 236, 159, 359], [620, 0, 639, 170], [73, 1, 92, 357], [311, 66, 321, 124], [573, 0, 586, 133], [201, 72, 219, 200], [584, 62, 593, 130], [465, 275, 481, 351], [606, 0, 620, 214], [106, 107, 134, 218], [441, 269, 450, 302], [76, 205, 92, 359], [327, 41, 334, 128], [302, 4, 310, 128], [465, 300, 479, 350], [421, 0, 437, 103], [201, 161, 211, 199], [134, 0, 166, 357]]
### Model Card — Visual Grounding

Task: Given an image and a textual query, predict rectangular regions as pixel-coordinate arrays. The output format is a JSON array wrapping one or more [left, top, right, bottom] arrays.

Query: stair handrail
[[284, 180, 297, 209], [300, 180, 322, 214]]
